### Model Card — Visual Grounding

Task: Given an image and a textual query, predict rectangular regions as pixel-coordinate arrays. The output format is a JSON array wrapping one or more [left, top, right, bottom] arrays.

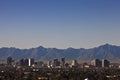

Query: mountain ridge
[[0, 44, 120, 63]]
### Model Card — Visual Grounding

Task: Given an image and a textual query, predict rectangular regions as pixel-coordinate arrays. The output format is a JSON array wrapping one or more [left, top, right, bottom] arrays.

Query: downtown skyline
[[0, 0, 120, 49]]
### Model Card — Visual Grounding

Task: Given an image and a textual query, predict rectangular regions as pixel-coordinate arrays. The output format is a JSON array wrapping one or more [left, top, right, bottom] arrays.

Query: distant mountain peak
[[0, 44, 120, 63], [104, 43, 110, 46], [37, 46, 45, 49], [99, 43, 113, 48], [67, 47, 74, 50]]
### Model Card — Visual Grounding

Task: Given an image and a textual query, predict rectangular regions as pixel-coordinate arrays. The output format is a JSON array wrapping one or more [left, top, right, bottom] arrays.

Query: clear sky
[[0, 0, 120, 49]]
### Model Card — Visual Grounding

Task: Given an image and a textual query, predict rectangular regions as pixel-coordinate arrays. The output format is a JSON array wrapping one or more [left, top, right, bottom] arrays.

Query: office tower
[[91, 59, 101, 67], [102, 59, 110, 67], [53, 59, 60, 67], [19, 59, 25, 66], [7, 57, 13, 65], [71, 59, 77, 66], [47, 61, 52, 68], [61, 57, 65, 67], [28, 58, 34, 66], [24, 59, 29, 66]]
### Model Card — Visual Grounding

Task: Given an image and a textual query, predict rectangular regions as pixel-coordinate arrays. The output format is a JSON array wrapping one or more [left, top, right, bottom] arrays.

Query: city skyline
[[0, 0, 120, 49]]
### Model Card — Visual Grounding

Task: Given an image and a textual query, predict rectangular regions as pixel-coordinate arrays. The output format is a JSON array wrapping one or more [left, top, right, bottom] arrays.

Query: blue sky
[[0, 0, 120, 49]]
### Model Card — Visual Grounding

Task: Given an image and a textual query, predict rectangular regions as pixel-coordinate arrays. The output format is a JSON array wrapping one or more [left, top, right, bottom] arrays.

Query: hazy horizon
[[0, 0, 120, 49], [0, 43, 119, 50]]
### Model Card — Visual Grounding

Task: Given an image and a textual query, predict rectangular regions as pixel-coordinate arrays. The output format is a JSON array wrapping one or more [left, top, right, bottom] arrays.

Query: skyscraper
[[91, 59, 101, 67], [61, 57, 65, 67], [24, 59, 29, 66], [47, 61, 52, 68], [71, 59, 77, 67], [102, 59, 110, 68], [19, 59, 25, 66], [7, 57, 13, 65], [28, 58, 34, 66], [53, 59, 60, 67]]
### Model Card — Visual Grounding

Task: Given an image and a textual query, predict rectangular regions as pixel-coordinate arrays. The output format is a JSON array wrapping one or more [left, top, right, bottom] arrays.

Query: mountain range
[[0, 44, 120, 63]]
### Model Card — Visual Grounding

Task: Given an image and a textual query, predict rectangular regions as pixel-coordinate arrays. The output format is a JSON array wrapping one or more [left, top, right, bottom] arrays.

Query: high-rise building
[[7, 57, 13, 65], [28, 58, 34, 66], [102, 59, 110, 67], [19, 59, 25, 66], [24, 59, 29, 66], [61, 57, 65, 67], [47, 61, 52, 68], [71, 59, 77, 67], [53, 59, 60, 67], [91, 59, 101, 67]]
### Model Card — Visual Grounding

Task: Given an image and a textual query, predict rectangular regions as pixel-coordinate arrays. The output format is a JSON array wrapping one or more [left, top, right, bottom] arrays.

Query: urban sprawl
[[0, 57, 120, 80]]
